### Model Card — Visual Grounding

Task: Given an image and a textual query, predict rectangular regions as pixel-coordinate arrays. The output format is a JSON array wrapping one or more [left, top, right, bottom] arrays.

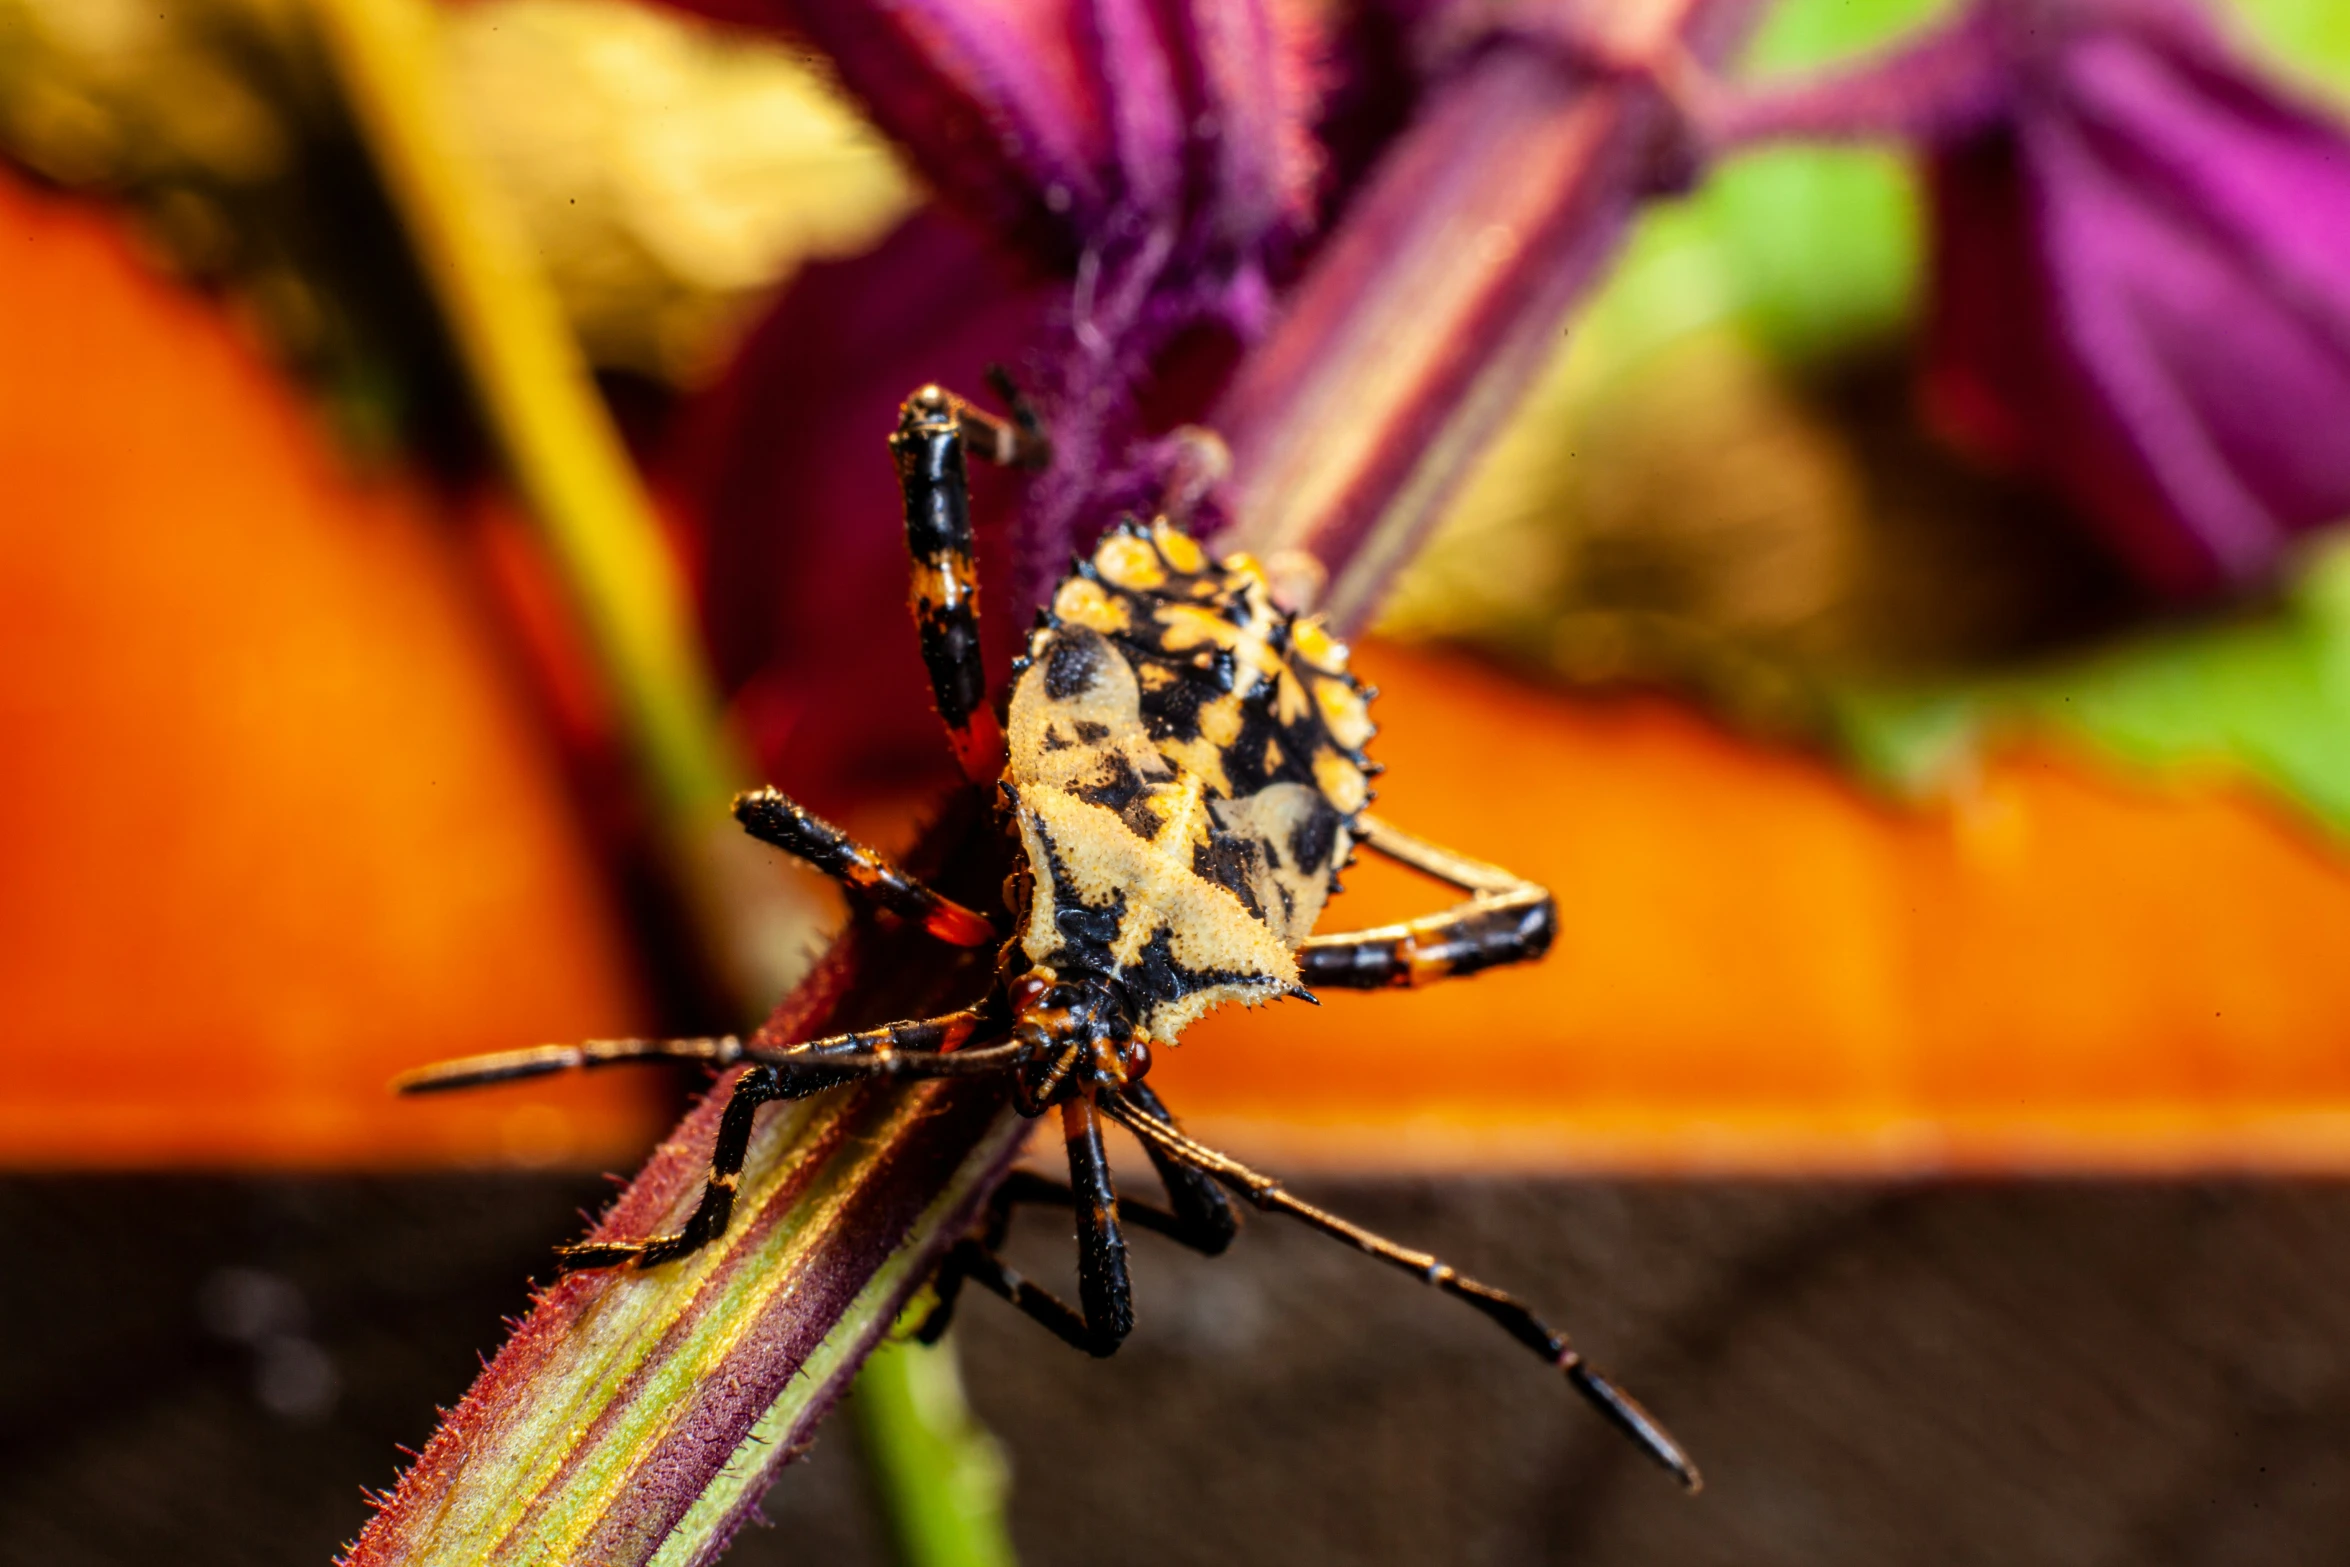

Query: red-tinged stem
[[1217, 0, 1759, 632], [344, 800, 1024, 1567]]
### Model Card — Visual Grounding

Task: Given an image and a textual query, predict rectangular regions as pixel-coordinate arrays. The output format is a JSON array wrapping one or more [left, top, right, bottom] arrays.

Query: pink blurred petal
[[1732, 0, 2350, 595]]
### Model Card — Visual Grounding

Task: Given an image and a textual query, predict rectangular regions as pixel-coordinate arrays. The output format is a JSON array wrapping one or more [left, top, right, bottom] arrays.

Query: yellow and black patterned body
[[397, 385, 1696, 1489], [1004, 517, 1377, 1043]]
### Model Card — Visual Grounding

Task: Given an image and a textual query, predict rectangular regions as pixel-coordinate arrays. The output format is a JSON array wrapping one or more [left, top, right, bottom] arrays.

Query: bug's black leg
[[921, 1240, 1098, 1353], [1297, 813, 1558, 990], [890, 383, 1048, 786], [1119, 1079, 1239, 1255], [1063, 1095, 1134, 1355], [920, 1099, 1133, 1356], [552, 1033, 1032, 1273], [1099, 1091, 1702, 1492], [392, 1008, 995, 1095], [391, 1034, 747, 1093], [915, 1085, 1234, 1345], [733, 786, 994, 944], [557, 1061, 789, 1271]]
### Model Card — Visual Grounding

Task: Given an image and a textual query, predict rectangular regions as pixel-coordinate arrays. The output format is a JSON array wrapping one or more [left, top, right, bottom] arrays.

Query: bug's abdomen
[[1001, 518, 1379, 1040]]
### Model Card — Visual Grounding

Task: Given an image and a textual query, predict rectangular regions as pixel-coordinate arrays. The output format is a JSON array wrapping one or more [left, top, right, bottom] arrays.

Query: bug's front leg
[[556, 1062, 789, 1271], [1297, 813, 1557, 990], [734, 786, 994, 945], [891, 382, 1049, 786], [545, 1026, 1028, 1272]]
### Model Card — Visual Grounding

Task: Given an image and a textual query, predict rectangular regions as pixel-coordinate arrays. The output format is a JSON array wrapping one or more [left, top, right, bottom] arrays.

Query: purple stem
[[1219, 0, 1761, 631]]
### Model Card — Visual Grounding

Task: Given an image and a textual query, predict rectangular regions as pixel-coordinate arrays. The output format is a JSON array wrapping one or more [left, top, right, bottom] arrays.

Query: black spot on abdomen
[[1046, 630, 1108, 700], [1289, 797, 1342, 875], [1192, 832, 1267, 920], [1076, 752, 1166, 841]]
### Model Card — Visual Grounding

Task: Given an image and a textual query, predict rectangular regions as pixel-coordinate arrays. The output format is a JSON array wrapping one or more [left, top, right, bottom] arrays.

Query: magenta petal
[[1731, 0, 2350, 595], [2049, 35, 2350, 556], [664, 212, 1053, 806], [1929, 9, 2350, 592], [777, 0, 1110, 257], [1082, 0, 1185, 219]]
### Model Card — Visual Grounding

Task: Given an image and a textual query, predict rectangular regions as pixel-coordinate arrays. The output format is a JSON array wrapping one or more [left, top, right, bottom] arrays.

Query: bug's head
[[1006, 968, 1151, 1108]]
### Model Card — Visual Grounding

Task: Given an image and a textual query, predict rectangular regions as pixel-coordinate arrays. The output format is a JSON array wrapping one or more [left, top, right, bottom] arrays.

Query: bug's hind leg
[[733, 786, 993, 945], [1297, 813, 1558, 990], [916, 1081, 1235, 1346], [1099, 1089, 1702, 1492], [891, 383, 1049, 786]]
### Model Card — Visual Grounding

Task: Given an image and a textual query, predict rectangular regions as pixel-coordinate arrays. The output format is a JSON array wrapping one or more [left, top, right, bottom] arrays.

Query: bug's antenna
[[983, 363, 1051, 469], [1099, 1091, 1702, 1491], [391, 1036, 744, 1093]]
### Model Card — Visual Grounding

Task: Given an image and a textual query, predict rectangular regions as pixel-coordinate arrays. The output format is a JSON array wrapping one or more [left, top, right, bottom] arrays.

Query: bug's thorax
[[998, 517, 1376, 1046], [1003, 967, 1152, 1111]]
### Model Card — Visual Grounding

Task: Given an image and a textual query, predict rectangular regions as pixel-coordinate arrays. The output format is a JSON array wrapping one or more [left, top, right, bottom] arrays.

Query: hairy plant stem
[[343, 800, 1025, 1567]]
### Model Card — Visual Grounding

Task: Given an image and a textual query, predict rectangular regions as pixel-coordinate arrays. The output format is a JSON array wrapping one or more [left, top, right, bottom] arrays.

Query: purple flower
[[668, 0, 1751, 800], [658, 0, 1333, 807], [1717, 0, 2350, 596]]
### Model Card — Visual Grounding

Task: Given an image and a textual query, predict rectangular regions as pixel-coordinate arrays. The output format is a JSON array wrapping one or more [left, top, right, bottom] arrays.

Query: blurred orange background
[[13, 161, 2350, 1175]]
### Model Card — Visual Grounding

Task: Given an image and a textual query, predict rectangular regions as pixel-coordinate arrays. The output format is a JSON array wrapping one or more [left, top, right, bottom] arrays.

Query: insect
[[399, 382, 1698, 1489]]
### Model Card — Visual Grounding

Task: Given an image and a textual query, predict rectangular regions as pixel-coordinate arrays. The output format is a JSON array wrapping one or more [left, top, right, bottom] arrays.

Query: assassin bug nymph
[[398, 381, 1700, 1490]]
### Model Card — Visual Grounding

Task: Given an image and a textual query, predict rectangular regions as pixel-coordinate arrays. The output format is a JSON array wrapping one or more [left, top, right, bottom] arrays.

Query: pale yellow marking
[[1152, 601, 1244, 653], [1196, 691, 1245, 748], [1221, 550, 1270, 589], [1053, 575, 1130, 633], [1213, 781, 1351, 948], [1095, 531, 1167, 590], [1292, 617, 1345, 668], [1272, 669, 1314, 727], [1013, 785, 1298, 1042], [1153, 520, 1205, 573], [1157, 733, 1232, 797], [1315, 748, 1370, 815], [1316, 675, 1375, 749]]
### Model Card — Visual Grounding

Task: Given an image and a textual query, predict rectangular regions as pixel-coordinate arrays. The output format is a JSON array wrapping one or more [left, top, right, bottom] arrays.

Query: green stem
[[856, 1336, 1019, 1567]]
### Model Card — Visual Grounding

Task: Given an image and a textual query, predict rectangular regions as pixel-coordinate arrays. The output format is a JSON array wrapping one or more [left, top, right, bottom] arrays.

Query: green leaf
[[1832, 545, 2350, 832]]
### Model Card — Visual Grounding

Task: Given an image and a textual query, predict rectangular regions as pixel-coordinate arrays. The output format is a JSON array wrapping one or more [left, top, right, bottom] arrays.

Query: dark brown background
[[5, 1174, 2346, 1565]]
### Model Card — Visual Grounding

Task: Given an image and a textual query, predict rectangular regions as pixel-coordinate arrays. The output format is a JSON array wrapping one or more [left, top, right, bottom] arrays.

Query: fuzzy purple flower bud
[[1718, 0, 2350, 596]]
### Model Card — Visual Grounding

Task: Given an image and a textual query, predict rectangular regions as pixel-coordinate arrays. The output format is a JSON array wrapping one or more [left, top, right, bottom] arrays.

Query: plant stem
[[1219, 0, 1761, 632], [343, 801, 1028, 1567], [856, 1336, 1019, 1567], [305, 0, 814, 1003]]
